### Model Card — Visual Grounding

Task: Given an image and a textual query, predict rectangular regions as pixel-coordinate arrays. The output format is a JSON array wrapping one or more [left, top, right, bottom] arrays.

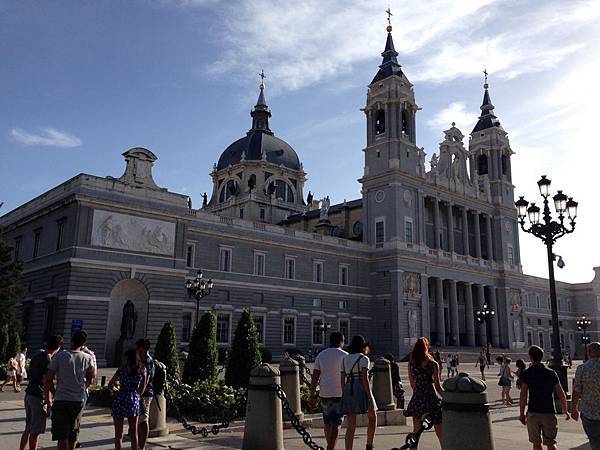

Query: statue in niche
[[430, 153, 439, 173], [511, 290, 522, 312], [408, 310, 418, 339], [451, 153, 462, 180], [120, 300, 138, 339], [403, 272, 421, 297], [418, 148, 426, 177], [512, 318, 522, 342]]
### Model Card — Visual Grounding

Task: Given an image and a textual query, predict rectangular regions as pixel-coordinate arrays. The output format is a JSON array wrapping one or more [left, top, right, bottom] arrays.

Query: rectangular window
[[339, 265, 349, 286], [13, 236, 22, 261], [539, 332, 544, 348], [33, 228, 42, 258], [338, 300, 347, 310], [186, 244, 194, 268], [285, 257, 296, 280], [283, 316, 295, 345], [312, 298, 321, 308], [44, 299, 56, 341], [239, 208, 244, 219], [216, 313, 231, 344], [507, 245, 514, 265], [219, 247, 232, 272], [254, 252, 266, 276], [182, 312, 192, 342], [339, 319, 349, 342], [254, 315, 265, 344], [404, 218, 413, 243], [313, 261, 323, 283], [527, 331, 532, 347], [56, 219, 66, 251], [260, 208, 266, 220], [375, 219, 385, 246], [312, 318, 324, 346]]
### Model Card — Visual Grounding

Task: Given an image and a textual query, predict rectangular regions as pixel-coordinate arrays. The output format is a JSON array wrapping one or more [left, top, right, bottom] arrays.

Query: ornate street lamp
[[577, 316, 592, 361], [516, 175, 578, 392], [318, 322, 332, 344], [185, 270, 213, 326], [475, 303, 496, 349]]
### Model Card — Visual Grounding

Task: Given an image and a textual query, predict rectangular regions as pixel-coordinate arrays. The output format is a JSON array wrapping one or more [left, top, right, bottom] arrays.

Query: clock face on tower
[[353, 221, 363, 237]]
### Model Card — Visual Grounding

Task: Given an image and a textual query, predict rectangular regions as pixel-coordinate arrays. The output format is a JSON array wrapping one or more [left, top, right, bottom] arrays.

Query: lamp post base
[[548, 358, 569, 413]]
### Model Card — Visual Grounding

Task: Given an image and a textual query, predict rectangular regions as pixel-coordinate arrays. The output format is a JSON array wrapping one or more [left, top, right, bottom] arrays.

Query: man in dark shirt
[[519, 345, 570, 450], [136, 338, 155, 450], [19, 335, 63, 450]]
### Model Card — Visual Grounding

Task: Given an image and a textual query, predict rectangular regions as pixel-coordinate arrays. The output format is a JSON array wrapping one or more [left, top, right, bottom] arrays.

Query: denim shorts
[[582, 415, 600, 448], [320, 397, 343, 426]]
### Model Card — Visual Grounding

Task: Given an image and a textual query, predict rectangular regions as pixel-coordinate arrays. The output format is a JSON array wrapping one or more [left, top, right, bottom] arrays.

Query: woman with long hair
[[340, 335, 377, 450], [108, 349, 147, 450], [498, 357, 514, 406], [404, 337, 443, 448]]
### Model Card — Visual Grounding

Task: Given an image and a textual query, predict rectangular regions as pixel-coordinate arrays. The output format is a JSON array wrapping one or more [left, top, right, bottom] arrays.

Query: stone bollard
[[442, 373, 494, 450], [148, 393, 169, 437], [242, 364, 284, 450], [279, 358, 304, 421], [372, 357, 396, 411]]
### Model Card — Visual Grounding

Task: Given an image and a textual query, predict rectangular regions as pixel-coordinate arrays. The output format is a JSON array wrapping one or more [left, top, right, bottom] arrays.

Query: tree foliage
[[0, 324, 9, 362], [225, 309, 261, 389], [7, 329, 20, 360], [183, 311, 218, 385], [154, 321, 180, 379], [0, 225, 24, 334]]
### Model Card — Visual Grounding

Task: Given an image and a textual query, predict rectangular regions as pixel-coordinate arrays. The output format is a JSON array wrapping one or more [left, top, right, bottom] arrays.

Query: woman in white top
[[340, 335, 377, 450], [0, 351, 20, 392]]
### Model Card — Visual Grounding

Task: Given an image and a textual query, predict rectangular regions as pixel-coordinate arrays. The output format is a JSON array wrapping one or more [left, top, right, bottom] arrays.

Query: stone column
[[447, 202, 455, 253], [418, 192, 426, 245], [435, 278, 445, 346], [486, 215, 494, 261], [243, 364, 284, 450], [505, 288, 515, 348], [449, 280, 460, 346], [372, 358, 396, 411], [434, 198, 441, 250], [488, 287, 500, 347], [421, 274, 430, 338], [473, 211, 482, 258], [462, 207, 470, 256], [476, 284, 487, 346], [279, 358, 303, 421], [464, 283, 475, 347], [391, 268, 406, 355]]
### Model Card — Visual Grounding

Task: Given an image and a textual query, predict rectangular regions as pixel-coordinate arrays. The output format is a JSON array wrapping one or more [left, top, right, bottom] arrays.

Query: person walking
[[309, 332, 347, 450], [0, 351, 20, 392], [404, 337, 443, 449], [19, 335, 63, 450], [384, 353, 405, 409], [135, 339, 155, 450], [519, 345, 570, 450], [433, 350, 442, 376], [108, 348, 147, 450], [572, 342, 600, 450], [445, 354, 453, 379], [498, 357, 514, 406], [16, 344, 28, 391], [340, 335, 376, 450], [476, 351, 487, 381], [486, 343, 492, 366], [44, 330, 96, 450], [515, 359, 526, 390]]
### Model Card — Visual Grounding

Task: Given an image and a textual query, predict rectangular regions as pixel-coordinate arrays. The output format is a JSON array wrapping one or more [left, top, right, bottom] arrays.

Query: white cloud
[[427, 102, 474, 133], [10, 127, 82, 148]]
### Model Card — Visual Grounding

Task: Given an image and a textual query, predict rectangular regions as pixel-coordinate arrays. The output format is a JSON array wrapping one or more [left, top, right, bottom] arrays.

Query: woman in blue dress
[[108, 349, 147, 450], [404, 337, 444, 449]]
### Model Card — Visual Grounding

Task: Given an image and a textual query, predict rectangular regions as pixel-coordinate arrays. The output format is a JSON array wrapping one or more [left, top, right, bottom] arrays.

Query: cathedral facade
[[2, 26, 598, 367]]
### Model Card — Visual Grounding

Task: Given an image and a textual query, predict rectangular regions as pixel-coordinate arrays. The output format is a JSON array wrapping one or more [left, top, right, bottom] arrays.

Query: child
[[0, 352, 20, 392]]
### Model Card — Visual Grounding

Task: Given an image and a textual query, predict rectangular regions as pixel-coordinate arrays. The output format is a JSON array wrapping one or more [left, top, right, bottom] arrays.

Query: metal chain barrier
[[290, 355, 312, 387], [273, 383, 324, 450], [164, 376, 247, 437], [392, 413, 433, 450]]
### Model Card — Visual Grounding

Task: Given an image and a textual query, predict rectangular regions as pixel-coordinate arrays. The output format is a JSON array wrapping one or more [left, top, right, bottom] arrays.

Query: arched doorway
[[105, 279, 149, 366]]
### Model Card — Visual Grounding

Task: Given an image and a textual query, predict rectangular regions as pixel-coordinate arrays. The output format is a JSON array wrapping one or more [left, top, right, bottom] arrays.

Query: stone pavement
[[0, 362, 592, 449]]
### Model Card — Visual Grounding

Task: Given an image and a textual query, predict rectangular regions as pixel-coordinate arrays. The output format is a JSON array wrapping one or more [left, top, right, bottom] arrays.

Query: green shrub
[[259, 347, 273, 364], [217, 347, 228, 365], [168, 379, 245, 421], [87, 385, 114, 408], [154, 322, 180, 379], [285, 347, 304, 358], [225, 310, 261, 389], [0, 363, 6, 379], [0, 324, 8, 362], [183, 311, 218, 385], [7, 329, 20, 361]]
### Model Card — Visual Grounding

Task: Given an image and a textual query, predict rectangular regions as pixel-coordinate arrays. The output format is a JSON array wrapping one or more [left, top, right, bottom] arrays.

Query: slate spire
[[371, 15, 404, 84], [250, 71, 272, 134], [472, 71, 501, 133]]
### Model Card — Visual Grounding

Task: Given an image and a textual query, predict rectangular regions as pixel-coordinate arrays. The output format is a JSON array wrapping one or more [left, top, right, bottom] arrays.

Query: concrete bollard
[[442, 373, 494, 450], [100, 376, 106, 387], [279, 358, 304, 421], [242, 364, 284, 450], [148, 393, 169, 437], [372, 357, 395, 411]]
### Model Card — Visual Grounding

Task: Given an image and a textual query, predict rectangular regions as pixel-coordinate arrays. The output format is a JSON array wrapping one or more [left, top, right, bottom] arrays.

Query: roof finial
[[259, 69, 266, 90], [483, 68, 489, 89], [385, 7, 393, 32]]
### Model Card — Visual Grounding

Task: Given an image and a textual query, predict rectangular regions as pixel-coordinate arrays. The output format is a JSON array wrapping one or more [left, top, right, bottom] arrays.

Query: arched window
[[501, 155, 508, 176], [375, 109, 385, 135], [268, 179, 295, 203], [477, 154, 488, 175], [219, 179, 239, 203], [401, 110, 409, 135]]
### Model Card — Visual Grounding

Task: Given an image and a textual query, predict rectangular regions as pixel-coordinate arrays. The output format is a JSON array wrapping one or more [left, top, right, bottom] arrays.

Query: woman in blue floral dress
[[404, 337, 444, 449], [108, 349, 147, 450]]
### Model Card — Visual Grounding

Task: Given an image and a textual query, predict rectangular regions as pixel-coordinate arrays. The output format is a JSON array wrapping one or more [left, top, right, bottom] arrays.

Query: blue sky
[[1, 0, 599, 283]]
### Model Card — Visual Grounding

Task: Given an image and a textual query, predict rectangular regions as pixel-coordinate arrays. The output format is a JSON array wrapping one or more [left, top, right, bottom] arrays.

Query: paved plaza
[[0, 362, 593, 449]]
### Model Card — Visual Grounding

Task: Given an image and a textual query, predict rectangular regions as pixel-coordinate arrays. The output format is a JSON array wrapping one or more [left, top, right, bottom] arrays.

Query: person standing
[[445, 354, 453, 379], [309, 332, 347, 450], [19, 335, 63, 450], [109, 349, 147, 450], [515, 359, 526, 390], [44, 330, 96, 450], [476, 351, 487, 381], [404, 337, 443, 449], [498, 357, 514, 406], [486, 343, 492, 366], [433, 350, 442, 376], [0, 351, 20, 392], [135, 339, 155, 450], [572, 342, 600, 450], [16, 344, 28, 391], [340, 335, 376, 450], [519, 345, 570, 450]]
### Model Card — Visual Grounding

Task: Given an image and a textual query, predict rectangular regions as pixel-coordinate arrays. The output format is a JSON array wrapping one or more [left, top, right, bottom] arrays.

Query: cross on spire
[[385, 7, 393, 28], [258, 69, 266, 91], [483, 68, 489, 88]]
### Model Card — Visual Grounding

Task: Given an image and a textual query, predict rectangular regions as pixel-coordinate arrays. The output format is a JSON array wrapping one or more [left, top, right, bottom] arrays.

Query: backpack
[[152, 360, 167, 396]]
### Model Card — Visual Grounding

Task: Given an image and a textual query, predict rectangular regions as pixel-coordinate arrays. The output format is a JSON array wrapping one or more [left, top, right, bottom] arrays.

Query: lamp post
[[515, 175, 578, 393], [475, 303, 495, 352], [185, 270, 213, 326], [318, 322, 332, 346], [577, 316, 592, 361]]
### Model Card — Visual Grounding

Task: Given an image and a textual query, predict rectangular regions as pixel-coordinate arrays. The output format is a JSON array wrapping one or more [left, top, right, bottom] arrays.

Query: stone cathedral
[[2, 22, 598, 367]]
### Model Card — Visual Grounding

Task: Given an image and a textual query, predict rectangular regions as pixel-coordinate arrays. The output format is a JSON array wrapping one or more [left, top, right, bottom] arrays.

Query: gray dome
[[216, 130, 301, 171]]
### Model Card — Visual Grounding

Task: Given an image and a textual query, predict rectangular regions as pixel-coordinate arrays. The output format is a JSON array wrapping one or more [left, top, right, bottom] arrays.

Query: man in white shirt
[[309, 332, 347, 450]]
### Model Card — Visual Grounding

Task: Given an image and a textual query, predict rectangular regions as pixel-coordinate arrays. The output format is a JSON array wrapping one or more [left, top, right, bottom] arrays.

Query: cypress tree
[[154, 321, 180, 379], [0, 324, 9, 362], [7, 329, 20, 360], [225, 309, 261, 388], [0, 225, 25, 335], [183, 311, 218, 385]]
